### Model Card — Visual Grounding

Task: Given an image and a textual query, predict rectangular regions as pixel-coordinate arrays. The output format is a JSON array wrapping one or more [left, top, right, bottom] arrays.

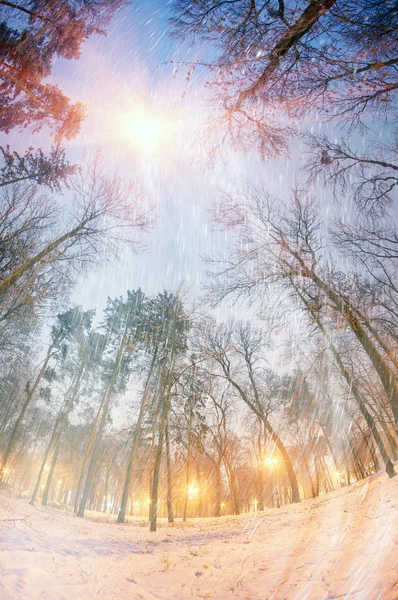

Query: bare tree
[[171, 1, 398, 160], [0, 154, 152, 321], [195, 318, 301, 503]]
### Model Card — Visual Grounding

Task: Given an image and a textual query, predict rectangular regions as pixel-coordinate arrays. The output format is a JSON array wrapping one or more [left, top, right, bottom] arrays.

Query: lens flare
[[119, 109, 171, 153]]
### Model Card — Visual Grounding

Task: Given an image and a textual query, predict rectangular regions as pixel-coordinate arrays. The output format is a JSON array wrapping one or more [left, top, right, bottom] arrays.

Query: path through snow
[[0, 471, 397, 599]]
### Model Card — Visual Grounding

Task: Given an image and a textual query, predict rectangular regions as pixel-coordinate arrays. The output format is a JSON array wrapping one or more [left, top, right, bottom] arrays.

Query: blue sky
[[49, 0, 301, 314], [2, 1, 318, 317]]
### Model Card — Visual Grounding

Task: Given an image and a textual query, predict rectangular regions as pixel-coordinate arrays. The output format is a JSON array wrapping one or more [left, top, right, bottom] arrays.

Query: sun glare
[[119, 110, 170, 154]]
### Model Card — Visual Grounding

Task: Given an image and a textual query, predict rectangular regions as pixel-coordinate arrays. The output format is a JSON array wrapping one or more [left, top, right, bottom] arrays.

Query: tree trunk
[[149, 359, 175, 533], [117, 347, 158, 523], [183, 425, 192, 522], [41, 436, 61, 506], [76, 330, 128, 518], [348, 438, 367, 480], [264, 420, 301, 503], [31, 363, 84, 505], [30, 415, 61, 505], [165, 420, 174, 523], [0, 345, 54, 479], [149, 398, 168, 532], [295, 286, 396, 478], [214, 464, 222, 516], [308, 271, 398, 431], [225, 374, 301, 503], [303, 455, 316, 498], [223, 454, 240, 515]]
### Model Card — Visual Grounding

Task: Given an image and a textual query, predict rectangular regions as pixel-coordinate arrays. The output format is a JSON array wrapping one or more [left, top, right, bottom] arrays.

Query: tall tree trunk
[[348, 438, 367, 480], [367, 393, 398, 461], [76, 330, 128, 518], [183, 423, 192, 522], [264, 420, 301, 503], [149, 358, 175, 533], [314, 458, 320, 496], [0, 345, 54, 479], [225, 373, 301, 503], [318, 421, 340, 474], [103, 460, 112, 513], [223, 454, 240, 515], [303, 454, 316, 498], [196, 461, 203, 517], [307, 270, 398, 431], [149, 396, 168, 532], [76, 415, 106, 518], [214, 463, 222, 516], [117, 347, 158, 523], [41, 436, 61, 506], [31, 364, 84, 505], [30, 416, 61, 505], [165, 420, 174, 523], [295, 286, 396, 478]]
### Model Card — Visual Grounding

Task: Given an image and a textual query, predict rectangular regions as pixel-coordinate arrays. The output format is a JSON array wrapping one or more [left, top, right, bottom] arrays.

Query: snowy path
[[0, 472, 397, 599]]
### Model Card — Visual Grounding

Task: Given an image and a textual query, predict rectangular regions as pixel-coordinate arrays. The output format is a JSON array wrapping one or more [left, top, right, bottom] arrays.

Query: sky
[[2, 0, 375, 429], [4, 0, 394, 323], [43, 0, 305, 316], [1, 0, 334, 334]]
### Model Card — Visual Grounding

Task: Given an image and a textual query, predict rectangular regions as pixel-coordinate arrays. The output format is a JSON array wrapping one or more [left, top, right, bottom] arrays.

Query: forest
[[0, 1, 397, 599]]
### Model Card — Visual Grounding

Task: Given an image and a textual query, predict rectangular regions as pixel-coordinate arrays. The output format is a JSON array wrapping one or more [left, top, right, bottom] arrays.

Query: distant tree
[[0, 306, 92, 478], [0, 145, 76, 191], [0, 154, 152, 324], [206, 185, 398, 448], [148, 292, 189, 532], [195, 318, 301, 503], [173, 355, 207, 521], [29, 309, 103, 506], [76, 289, 147, 518], [0, 0, 127, 140], [196, 378, 235, 516]]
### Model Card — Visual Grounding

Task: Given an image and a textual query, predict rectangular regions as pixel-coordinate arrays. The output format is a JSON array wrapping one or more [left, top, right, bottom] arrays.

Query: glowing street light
[[264, 457, 278, 469], [188, 485, 199, 498]]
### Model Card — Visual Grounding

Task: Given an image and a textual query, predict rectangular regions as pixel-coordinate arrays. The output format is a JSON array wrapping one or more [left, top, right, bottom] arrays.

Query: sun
[[131, 118, 162, 147], [120, 110, 170, 153]]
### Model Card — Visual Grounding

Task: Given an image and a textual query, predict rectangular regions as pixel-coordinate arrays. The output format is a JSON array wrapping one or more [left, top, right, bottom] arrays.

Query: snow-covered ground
[[0, 471, 397, 599]]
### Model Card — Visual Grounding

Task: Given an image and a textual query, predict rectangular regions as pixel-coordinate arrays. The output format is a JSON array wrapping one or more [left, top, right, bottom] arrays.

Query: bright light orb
[[121, 111, 170, 154], [188, 485, 199, 497]]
